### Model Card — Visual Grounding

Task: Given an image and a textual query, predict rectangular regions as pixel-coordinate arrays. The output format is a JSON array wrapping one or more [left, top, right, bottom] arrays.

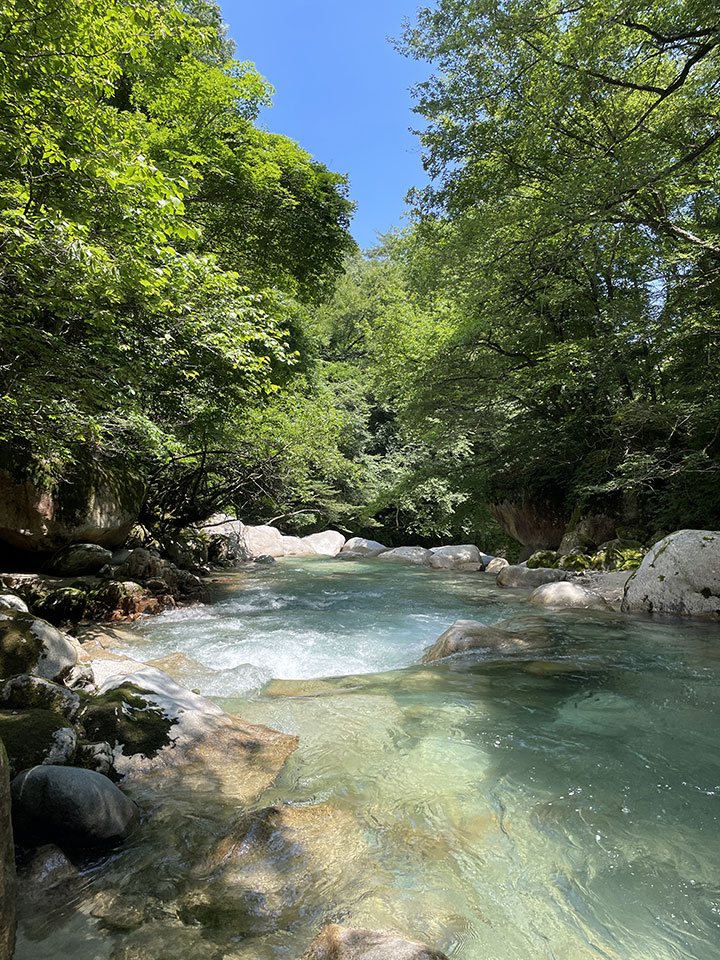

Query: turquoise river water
[[14, 557, 720, 960]]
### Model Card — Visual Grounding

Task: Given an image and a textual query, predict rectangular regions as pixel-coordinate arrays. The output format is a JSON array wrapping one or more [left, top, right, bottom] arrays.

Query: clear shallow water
[[15, 558, 720, 960]]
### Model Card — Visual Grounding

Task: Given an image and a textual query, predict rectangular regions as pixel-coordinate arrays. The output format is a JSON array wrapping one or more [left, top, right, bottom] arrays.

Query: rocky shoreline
[[1, 523, 719, 959]]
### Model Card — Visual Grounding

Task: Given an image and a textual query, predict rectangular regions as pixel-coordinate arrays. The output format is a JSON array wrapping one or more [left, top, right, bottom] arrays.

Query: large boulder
[[377, 546, 433, 566], [490, 497, 566, 550], [282, 536, 318, 557], [11, 765, 139, 848], [300, 924, 449, 960], [622, 530, 720, 618], [528, 581, 611, 611], [484, 556, 509, 574], [240, 524, 285, 558], [0, 675, 80, 719], [0, 709, 77, 777], [301, 530, 346, 556], [421, 619, 547, 663], [0, 610, 78, 683], [428, 545, 482, 571], [340, 537, 388, 558], [0, 460, 144, 554], [496, 565, 567, 589], [48, 543, 113, 576], [0, 741, 15, 960]]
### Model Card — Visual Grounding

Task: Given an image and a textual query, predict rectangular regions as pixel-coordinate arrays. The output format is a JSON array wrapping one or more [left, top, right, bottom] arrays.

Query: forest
[[2, 0, 719, 555]]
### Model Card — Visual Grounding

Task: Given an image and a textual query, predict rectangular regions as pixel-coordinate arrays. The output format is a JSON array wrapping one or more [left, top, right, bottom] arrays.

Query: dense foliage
[[386, 0, 720, 535], [0, 0, 353, 515]]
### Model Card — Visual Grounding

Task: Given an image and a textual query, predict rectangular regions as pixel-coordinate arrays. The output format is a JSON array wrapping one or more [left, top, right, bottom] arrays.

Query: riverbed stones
[[428, 545, 482, 571], [49, 542, 113, 576], [0, 741, 15, 960], [622, 529, 720, 617], [495, 565, 567, 588], [0, 610, 78, 682], [301, 530, 346, 555], [528, 581, 611, 610], [421, 619, 545, 663], [377, 546, 432, 566], [340, 536, 388, 558], [300, 924, 449, 960], [11, 765, 139, 848], [484, 556, 509, 573]]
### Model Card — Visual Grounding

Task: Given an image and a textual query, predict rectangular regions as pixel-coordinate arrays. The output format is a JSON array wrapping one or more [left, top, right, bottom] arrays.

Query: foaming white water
[[122, 558, 528, 696]]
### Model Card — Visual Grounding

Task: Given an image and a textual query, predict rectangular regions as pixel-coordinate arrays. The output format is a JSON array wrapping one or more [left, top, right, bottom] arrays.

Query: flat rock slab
[[300, 924, 449, 960]]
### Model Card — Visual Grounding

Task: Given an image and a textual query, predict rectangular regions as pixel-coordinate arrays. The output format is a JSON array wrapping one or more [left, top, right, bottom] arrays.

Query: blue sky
[[221, 1, 429, 250]]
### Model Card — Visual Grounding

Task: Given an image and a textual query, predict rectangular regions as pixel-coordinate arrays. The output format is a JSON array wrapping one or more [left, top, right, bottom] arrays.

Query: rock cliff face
[[0, 460, 144, 556], [0, 740, 15, 960], [490, 498, 567, 550]]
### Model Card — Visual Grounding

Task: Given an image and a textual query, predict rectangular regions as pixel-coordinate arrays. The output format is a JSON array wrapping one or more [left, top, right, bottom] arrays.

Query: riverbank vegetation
[[2, 0, 719, 558]]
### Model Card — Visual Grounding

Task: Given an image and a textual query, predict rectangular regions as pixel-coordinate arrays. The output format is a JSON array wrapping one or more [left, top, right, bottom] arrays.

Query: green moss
[[79, 684, 175, 758], [0, 612, 43, 680], [557, 552, 592, 571], [527, 550, 558, 568], [0, 708, 71, 774], [34, 587, 88, 624]]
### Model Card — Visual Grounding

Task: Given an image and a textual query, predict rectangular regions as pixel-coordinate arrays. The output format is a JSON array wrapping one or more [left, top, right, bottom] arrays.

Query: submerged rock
[[428, 545, 482, 571], [377, 546, 432, 566], [0, 610, 78, 683], [421, 619, 547, 663], [528, 581, 610, 610], [11, 765, 139, 848], [182, 803, 367, 934], [495, 565, 567, 589], [622, 529, 720, 618], [300, 924, 449, 960]]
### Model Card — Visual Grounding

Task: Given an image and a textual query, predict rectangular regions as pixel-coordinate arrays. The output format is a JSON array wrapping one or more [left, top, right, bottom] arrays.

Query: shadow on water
[[13, 560, 720, 960]]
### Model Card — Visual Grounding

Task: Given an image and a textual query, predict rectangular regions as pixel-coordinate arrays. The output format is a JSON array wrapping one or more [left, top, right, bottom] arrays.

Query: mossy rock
[[78, 684, 175, 759], [34, 587, 88, 625], [527, 550, 558, 569], [0, 709, 76, 777], [0, 613, 44, 679], [556, 552, 592, 571], [592, 538, 645, 571]]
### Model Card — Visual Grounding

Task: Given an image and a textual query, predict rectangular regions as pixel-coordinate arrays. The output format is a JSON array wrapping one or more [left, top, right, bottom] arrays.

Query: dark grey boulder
[[49, 543, 113, 576], [11, 765, 139, 848], [0, 740, 15, 960]]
